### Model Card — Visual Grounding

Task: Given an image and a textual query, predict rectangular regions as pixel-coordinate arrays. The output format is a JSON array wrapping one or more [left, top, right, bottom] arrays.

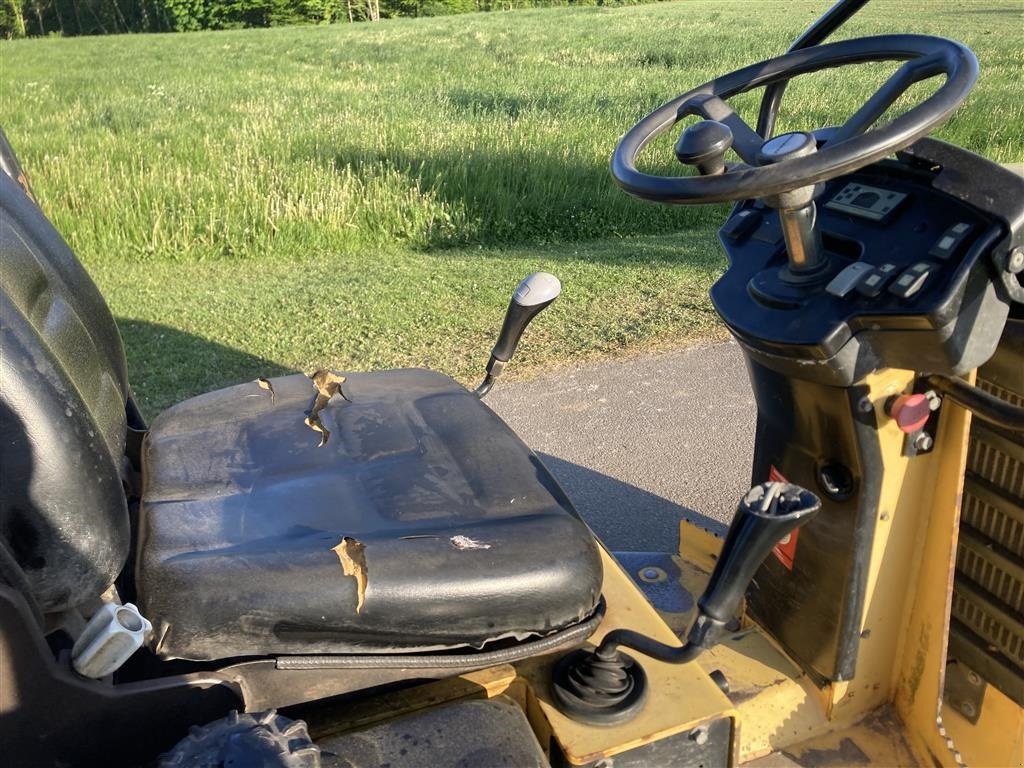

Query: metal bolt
[[1007, 247, 1024, 275], [914, 432, 934, 452], [924, 390, 942, 411], [960, 701, 977, 719], [638, 566, 667, 583], [688, 726, 709, 746], [966, 670, 982, 686], [857, 396, 874, 414]]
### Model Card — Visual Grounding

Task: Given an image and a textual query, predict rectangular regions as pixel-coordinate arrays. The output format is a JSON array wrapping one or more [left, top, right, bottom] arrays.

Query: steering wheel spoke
[[828, 52, 949, 145], [681, 94, 764, 165]]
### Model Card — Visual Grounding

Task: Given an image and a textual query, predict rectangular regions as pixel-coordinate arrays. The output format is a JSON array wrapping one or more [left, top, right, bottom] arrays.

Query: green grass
[[3, 1, 1023, 413]]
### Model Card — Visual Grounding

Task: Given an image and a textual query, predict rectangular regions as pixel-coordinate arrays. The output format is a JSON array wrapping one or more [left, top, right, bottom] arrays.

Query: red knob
[[889, 393, 931, 434]]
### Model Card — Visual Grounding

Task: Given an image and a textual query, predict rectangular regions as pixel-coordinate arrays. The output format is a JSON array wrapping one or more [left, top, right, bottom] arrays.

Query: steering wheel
[[611, 34, 978, 205]]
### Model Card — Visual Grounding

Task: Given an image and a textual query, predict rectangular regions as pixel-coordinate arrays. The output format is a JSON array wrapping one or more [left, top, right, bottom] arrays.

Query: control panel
[[710, 140, 1021, 384]]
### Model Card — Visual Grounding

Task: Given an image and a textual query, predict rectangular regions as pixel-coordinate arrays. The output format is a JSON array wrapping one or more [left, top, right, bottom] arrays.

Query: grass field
[[3, 0, 1023, 413]]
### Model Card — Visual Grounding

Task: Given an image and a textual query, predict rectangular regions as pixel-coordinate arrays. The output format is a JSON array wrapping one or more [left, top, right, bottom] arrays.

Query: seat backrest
[[1, 156, 131, 612]]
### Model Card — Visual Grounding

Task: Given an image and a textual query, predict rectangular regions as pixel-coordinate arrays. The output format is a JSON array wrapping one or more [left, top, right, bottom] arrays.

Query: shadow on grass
[[117, 318, 293, 418], [299, 141, 723, 253]]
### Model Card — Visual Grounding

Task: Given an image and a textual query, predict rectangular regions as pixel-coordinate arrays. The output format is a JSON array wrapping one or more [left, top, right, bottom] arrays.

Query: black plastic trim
[[834, 384, 884, 680]]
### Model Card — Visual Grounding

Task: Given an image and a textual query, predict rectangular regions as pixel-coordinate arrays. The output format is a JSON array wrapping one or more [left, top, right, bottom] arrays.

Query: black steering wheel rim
[[611, 34, 978, 204]]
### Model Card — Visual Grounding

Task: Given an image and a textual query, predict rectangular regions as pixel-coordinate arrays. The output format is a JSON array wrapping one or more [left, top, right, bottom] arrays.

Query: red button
[[889, 393, 930, 434]]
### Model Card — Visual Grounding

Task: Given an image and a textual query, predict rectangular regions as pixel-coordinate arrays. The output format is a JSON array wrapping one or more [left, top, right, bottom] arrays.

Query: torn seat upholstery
[[136, 370, 603, 661]]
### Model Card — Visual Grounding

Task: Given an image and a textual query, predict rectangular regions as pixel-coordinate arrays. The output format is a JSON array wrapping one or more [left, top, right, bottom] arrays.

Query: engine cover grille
[[949, 323, 1024, 706]]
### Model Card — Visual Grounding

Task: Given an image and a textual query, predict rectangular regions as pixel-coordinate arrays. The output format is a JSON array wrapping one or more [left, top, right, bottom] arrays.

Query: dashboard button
[[888, 262, 935, 299], [855, 262, 899, 297], [928, 222, 973, 261], [720, 209, 762, 242], [826, 262, 875, 298]]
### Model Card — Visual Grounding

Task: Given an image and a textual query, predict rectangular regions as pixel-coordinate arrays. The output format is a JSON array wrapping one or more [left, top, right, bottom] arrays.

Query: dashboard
[[711, 138, 1024, 386]]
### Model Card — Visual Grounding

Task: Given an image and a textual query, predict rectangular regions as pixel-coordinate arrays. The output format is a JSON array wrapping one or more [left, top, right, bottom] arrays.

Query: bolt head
[[914, 432, 934, 452], [967, 670, 982, 686], [858, 396, 874, 414], [638, 566, 667, 584], [689, 726, 710, 745], [961, 701, 977, 718], [1008, 247, 1024, 275]]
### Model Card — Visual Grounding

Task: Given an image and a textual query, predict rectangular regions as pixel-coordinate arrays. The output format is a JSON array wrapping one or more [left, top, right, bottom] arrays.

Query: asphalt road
[[487, 340, 755, 553]]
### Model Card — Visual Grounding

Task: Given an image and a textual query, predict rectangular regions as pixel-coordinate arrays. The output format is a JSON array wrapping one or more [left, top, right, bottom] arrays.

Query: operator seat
[[0, 163, 602, 662]]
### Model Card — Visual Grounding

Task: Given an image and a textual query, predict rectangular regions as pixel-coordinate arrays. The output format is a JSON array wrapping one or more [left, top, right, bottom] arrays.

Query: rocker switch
[[856, 263, 899, 298], [888, 262, 935, 300], [929, 222, 973, 261], [825, 262, 875, 298], [721, 209, 762, 242]]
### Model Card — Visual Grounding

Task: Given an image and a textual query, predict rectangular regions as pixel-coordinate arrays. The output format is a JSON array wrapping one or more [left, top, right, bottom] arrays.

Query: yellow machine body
[[295, 324, 1023, 767]]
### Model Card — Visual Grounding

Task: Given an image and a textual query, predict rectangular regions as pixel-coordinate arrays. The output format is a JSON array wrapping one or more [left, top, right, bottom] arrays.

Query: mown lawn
[[3, 0, 1022, 413]]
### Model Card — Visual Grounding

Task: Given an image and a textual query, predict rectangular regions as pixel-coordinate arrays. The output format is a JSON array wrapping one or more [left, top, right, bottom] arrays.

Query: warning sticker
[[768, 465, 799, 571]]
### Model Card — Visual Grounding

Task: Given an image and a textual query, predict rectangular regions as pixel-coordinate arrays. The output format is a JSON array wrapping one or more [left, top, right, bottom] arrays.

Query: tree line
[[2, 0, 644, 38]]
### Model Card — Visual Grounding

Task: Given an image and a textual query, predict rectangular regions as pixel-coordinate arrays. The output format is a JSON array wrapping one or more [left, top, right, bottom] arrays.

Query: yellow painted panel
[[520, 547, 737, 766], [700, 629, 829, 763], [894, 373, 975, 767], [943, 682, 1024, 768]]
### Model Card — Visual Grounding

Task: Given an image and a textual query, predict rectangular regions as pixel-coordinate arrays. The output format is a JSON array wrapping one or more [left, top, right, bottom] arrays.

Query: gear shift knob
[[491, 272, 561, 362], [475, 272, 561, 397]]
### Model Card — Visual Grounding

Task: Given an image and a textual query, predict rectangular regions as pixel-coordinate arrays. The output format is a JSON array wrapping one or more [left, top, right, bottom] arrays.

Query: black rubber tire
[[159, 710, 321, 768]]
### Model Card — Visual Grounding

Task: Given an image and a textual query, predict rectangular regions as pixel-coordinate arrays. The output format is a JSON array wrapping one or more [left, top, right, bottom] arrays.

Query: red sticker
[[768, 465, 799, 570]]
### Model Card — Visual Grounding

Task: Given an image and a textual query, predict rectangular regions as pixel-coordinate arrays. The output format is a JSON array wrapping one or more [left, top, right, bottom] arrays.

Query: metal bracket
[[943, 660, 987, 725], [901, 383, 943, 458]]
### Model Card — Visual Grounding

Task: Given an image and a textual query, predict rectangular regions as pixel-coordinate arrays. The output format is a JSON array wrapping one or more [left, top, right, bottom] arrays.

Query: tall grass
[[4, 1, 1022, 265], [2, 1, 1022, 412]]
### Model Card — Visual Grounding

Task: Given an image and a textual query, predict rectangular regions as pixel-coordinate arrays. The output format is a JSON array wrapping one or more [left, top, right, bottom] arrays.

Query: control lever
[[474, 272, 561, 398], [552, 482, 821, 725]]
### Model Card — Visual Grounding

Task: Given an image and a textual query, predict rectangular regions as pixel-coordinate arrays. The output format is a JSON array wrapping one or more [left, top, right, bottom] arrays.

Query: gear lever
[[475, 272, 561, 398], [552, 481, 821, 725]]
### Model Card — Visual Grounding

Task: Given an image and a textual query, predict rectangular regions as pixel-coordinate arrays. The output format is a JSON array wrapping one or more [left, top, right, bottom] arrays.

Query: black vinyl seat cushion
[[136, 369, 602, 661]]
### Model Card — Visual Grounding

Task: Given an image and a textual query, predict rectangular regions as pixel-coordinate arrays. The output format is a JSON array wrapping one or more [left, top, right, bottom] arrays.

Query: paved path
[[487, 340, 755, 553]]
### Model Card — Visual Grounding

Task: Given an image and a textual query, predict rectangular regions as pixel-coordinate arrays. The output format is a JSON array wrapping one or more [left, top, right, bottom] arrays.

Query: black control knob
[[474, 272, 561, 398], [489, 272, 561, 364], [674, 120, 733, 176]]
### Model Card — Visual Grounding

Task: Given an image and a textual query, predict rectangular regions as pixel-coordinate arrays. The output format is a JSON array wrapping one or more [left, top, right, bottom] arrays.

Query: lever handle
[[475, 272, 560, 398], [551, 481, 820, 725], [490, 272, 561, 363], [699, 482, 820, 623]]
